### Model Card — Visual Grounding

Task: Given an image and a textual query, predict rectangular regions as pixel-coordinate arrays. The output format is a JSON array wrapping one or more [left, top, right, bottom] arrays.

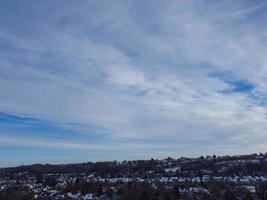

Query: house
[[83, 193, 94, 200]]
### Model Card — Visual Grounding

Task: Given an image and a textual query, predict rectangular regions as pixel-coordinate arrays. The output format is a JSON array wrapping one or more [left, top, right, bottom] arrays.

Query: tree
[[0, 186, 34, 200], [43, 176, 57, 187], [97, 183, 103, 196], [223, 189, 238, 200]]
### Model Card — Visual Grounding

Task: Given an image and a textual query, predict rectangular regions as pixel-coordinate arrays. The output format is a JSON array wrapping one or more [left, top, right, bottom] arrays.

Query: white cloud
[[1, 0, 267, 159]]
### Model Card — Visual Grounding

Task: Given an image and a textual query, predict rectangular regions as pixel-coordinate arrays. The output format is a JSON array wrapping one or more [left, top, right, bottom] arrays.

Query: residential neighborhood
[[1, 153, 267, 199]]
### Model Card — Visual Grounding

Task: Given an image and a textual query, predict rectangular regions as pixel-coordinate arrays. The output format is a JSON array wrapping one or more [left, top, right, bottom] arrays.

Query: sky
[[1, 0, 267, 167]]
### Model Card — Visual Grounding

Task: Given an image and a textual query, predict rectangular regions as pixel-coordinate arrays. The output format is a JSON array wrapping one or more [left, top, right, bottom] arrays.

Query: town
[[1, 153, 267, 199]]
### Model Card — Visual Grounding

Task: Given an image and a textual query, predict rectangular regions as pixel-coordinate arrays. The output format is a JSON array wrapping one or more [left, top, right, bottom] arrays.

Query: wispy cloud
[[0, 0, 267, 166]]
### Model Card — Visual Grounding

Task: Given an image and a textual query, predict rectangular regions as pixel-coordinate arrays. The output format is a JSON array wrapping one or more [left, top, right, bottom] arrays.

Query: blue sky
[[1, 0, 267, 167]]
